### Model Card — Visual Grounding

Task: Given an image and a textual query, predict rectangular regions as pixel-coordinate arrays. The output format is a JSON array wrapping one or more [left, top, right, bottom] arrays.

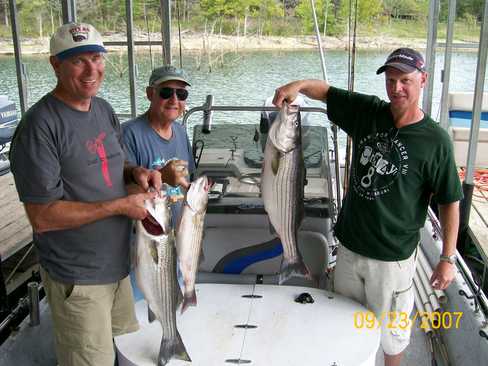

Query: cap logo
[[69, 25, 90, 43], [388, 53, 413, 62]]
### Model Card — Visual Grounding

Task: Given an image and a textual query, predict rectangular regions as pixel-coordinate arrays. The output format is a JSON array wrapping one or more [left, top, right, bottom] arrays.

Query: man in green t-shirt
[[273, 48, 463, 366]]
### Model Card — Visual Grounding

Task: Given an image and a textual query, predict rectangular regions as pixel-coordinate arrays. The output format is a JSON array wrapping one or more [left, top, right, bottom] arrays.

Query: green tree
[[383, 0, 428, 20], [339, 0, 384, 24], [296, 0, 339, 35]]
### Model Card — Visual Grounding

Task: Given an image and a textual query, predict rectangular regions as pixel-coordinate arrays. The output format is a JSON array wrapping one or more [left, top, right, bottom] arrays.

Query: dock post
[[27, 281, 40, 326]]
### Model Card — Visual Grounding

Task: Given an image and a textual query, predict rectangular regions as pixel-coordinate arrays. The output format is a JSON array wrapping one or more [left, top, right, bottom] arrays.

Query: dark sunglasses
[[158, 87, 189, 101]]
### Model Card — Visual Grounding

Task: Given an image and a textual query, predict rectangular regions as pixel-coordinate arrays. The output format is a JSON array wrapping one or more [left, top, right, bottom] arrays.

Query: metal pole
[[161, 0, 172, 65], [61, 0, 77, 23], [310, 0, 328, 83], [422, 0, 439, 116], [125, 0, 137, 118], [202, 95, 214, 134], [0, 256, 9, 315], [458, 0, 488, 253], [439, 0, 457, 130], [27, 282, 40, 326], [8, 0, 28, 115]]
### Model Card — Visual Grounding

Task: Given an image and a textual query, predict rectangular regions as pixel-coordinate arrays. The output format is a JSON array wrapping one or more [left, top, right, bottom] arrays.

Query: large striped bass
[[176, 175, 209, 313], [134, 194, 191, 366], [261, 103, 311, 284]]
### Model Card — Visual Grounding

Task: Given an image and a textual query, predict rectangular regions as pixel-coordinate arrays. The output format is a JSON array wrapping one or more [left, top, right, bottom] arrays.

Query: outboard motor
[[0, 96, 18, 147], [0, 95, 19, 175]]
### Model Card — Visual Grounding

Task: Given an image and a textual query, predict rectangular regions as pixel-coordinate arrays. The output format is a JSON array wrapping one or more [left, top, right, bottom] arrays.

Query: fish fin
[[181, 290, 197, 314], [174, 278, 183, 307], [199, 249, 205, 265], [157, 333, 191, 366], [271, 151, 280, 175], [267, 217, 278, 236], [278, 257, 312, 285], [148, 306, 157, 323], [173, 331, 192, 362]]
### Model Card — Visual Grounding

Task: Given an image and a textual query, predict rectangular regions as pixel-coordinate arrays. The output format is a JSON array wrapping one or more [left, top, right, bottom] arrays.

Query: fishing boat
[[1, 1, 488, 366]]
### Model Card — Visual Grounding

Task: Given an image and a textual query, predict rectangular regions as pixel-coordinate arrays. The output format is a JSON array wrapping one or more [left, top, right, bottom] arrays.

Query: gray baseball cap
[[149, 65, 191, 86]]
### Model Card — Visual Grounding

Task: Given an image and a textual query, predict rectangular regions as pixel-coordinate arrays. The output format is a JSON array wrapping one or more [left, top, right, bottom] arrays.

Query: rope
[[459, 168, 488, 200]]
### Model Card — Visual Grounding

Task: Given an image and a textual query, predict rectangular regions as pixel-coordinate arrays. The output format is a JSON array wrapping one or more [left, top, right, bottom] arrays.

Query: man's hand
[[160, 160, 190, 189], [131, 166, 162, 192], [273, 81, 301, 108], [273, 79, 330, 107], [430, 261, 455, 290], [118, 191, 158, 220]]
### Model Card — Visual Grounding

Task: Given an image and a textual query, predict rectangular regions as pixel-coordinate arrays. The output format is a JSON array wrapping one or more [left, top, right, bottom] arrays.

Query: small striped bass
[[134, 194, 190, 366], [176, 175, 209, 313]]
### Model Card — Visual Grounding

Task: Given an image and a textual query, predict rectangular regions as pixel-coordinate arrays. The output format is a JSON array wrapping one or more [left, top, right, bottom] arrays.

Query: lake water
[[0, 48, 485, 145]]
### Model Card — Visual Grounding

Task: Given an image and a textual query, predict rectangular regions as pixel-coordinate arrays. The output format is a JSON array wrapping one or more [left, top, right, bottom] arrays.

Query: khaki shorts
[[40, 267, 139, 366], [334, 245, 417, 356]]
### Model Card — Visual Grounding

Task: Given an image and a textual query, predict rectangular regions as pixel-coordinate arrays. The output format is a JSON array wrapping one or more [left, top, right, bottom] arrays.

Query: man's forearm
[[438, 201, 460, 256], [298, 79, 331, 101], [25, 199, 126, 233]]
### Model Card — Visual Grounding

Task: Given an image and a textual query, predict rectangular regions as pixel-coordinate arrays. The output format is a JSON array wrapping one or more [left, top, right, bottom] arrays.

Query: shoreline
[[0, 33, 427, 55], [0, 32, 477, 56]]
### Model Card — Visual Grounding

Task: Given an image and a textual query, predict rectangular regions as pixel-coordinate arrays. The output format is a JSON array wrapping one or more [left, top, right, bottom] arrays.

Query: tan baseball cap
[[50, 22, 106, 60]]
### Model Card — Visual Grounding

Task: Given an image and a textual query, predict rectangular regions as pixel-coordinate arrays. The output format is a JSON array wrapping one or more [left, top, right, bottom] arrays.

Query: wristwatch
[[440, 254, 457, 264]]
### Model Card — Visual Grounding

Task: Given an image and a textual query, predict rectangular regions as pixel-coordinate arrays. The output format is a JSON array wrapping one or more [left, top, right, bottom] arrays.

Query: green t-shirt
[[327, 87, 463, 261]]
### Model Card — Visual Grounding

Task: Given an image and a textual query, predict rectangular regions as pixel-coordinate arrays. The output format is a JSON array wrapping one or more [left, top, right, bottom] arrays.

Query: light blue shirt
[[122, 114, 195, 225]]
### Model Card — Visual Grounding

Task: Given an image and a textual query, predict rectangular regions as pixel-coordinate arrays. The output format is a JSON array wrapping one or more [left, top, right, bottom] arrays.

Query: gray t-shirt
[[122, 114, 195, 224], [10, 93, 131, 285]]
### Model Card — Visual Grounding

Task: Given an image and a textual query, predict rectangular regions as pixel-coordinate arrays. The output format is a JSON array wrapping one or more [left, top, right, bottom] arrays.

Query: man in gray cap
[[123, 65, 195, 221], [272, 48, 462, 366], [9, 23, 180, 366]]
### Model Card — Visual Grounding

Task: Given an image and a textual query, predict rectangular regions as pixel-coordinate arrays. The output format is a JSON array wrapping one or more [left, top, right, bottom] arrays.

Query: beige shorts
[[40, 267, 139, 366], [334, 245, 417, 356]]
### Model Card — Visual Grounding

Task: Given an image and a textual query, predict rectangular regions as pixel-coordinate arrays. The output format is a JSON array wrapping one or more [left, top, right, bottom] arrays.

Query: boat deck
[[0, 173, 31, 261], [0, 172, 34, 294], [469, 185, 488, 264]]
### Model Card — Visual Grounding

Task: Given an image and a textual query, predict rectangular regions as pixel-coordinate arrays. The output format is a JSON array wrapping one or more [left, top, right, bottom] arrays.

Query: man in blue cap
[[273, 48, 463, 366], [9, 23, 180, 366]]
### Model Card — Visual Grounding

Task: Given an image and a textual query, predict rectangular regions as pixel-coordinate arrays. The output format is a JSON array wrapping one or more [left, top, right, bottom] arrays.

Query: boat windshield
[[190, 123, 330, 199]]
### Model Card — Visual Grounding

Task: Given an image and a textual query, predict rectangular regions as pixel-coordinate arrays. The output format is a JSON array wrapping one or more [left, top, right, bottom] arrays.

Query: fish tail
[[157, 334, 191, 366], [180, 289, 197, 314], [279, 257, 311, 285], [174, 331, 192, 362]]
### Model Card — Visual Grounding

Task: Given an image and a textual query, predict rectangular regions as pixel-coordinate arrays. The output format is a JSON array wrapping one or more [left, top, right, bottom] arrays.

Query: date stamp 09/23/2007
[[353, 311, 464, 330]]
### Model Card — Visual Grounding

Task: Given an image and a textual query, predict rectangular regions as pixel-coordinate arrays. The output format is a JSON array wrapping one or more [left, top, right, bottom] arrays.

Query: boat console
[[182, 99, 339, 287]]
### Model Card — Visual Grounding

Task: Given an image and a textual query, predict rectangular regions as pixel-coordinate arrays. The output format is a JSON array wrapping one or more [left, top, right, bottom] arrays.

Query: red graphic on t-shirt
[[86, 132, 113, 187]]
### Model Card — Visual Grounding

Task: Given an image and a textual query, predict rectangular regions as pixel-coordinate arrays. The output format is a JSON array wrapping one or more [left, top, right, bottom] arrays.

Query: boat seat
[[197, 226, 329, 288], [450, 127, 488, 168], [448, 92, 488, 168]]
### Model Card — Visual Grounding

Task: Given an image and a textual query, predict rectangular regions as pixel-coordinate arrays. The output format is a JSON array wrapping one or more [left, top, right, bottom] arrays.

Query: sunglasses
[[158, 87, 189, 101]]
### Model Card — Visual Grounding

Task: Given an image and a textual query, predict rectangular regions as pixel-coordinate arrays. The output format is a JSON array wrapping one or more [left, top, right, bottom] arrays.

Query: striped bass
[[176, 175, 209, 313], [261, 103, 311, 284], [134, 194, 191, 366]]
